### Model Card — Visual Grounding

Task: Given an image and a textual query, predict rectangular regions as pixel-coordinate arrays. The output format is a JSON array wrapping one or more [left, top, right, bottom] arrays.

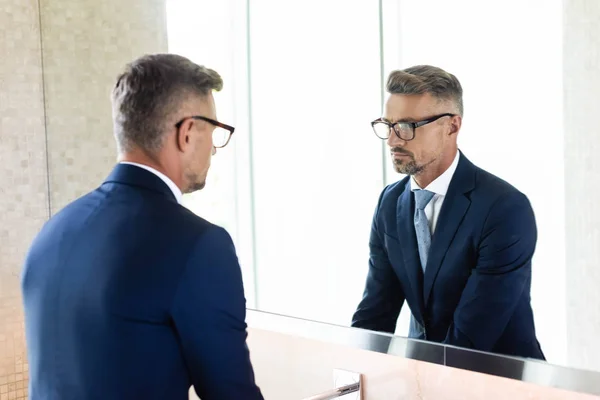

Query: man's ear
[[449, 115, 462, 135], [176, 119, 194, 151]]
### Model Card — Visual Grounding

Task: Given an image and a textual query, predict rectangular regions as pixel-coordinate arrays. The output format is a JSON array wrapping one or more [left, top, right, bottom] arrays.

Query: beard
[[394, 160, 425, 175], [393, 158, 425, 175], [185, 180, 206, 193], [391, 147, 425, 175], [183, 170, 206, 193]]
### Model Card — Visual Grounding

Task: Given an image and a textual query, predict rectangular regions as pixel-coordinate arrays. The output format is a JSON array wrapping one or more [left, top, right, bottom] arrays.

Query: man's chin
[[395, 168, 412, 175], [393, 161, 421, 176], [184, 181, 206, 194]]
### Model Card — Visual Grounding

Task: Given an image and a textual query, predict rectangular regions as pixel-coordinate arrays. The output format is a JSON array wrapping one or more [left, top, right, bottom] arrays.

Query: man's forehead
[[383, 93, 441, 121]]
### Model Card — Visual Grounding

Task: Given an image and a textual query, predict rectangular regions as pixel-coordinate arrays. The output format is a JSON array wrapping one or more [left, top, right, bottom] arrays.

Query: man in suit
[[351, 65, 544, 360], [21, 54, 264, 399]]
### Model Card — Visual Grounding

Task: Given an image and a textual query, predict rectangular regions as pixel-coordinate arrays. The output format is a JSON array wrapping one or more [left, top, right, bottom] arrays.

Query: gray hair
[[111, 53, 223, 154], [386, 65, 463, 116]]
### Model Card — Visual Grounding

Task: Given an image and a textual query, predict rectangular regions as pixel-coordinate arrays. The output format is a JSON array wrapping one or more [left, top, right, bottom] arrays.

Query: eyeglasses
[[371, 113, 456, 141], [175, 116, 235, 148]]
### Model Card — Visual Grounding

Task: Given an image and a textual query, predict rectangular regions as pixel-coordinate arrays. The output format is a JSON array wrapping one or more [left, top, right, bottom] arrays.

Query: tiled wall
[[40, 0, 168, 213], [0, 0, 167, 398], [0, 0, 48, 398], [564, 0, 600, 372]]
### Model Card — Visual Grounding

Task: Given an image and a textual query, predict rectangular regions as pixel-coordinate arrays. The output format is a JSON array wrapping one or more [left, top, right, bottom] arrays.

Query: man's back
[[22, 164, 263, 399]]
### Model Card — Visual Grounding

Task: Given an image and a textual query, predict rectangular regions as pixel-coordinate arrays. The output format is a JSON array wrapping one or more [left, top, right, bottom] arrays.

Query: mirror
[[22, 0, 597, 380], [165, 0, 599, 372]]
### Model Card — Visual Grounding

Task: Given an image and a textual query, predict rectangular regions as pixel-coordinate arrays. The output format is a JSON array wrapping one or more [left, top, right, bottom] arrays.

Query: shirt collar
[[120, 162, 183, 204], [410, 150, 460, 196]]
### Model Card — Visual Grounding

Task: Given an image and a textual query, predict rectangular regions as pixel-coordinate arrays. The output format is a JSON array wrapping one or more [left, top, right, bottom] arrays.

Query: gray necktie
[[408, 189, 435, 338], [414, 189, 435, 271]]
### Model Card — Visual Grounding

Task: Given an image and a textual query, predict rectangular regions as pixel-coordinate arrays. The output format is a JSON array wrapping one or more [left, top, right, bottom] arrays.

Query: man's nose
[[387, 129, 406, 148]]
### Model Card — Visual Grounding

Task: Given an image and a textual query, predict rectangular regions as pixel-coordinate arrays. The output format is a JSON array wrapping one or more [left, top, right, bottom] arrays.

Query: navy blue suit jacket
[[21, 164, 264, 400], [352, 152, 545, 360]]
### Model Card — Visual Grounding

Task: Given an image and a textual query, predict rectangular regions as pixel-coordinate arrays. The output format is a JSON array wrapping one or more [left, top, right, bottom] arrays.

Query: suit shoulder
[[170, 204, 234, 244], [38, 189, 100, 232], [471, 166, 533, 219], [473, 165, 528, 201], [168, 203, 214, 229]]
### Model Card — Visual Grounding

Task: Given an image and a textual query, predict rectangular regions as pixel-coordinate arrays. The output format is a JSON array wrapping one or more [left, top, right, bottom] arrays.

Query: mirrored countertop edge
[[247, 309, 600, 397]]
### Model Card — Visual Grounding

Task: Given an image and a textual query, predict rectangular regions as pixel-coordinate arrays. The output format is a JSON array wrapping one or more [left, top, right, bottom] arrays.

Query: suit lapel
[[396, 181, 426, 323], [423, 153, 476, 305]]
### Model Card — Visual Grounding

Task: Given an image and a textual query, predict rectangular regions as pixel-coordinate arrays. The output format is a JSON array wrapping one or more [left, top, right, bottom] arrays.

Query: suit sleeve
[[444, 191, 537, 351], [170, 226, 263, 400], [351, 189, 405, 333]]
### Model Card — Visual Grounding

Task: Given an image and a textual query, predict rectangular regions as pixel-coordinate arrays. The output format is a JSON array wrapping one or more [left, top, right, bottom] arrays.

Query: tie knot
[[414, 189, 435, 210]]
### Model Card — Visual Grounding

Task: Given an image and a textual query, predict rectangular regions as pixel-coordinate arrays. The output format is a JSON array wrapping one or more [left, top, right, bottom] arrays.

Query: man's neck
[[413, 148, 458, 189], [119, 151, 183, 191], [120, 154, 163, 173]]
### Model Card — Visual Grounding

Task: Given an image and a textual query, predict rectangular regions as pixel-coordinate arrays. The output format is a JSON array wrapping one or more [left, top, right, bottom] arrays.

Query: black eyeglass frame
[[371, 113, 456, 141], [175, 116, 235, 148]]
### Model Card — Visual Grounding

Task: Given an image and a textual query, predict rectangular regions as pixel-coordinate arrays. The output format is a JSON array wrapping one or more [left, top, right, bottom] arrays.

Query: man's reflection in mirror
[[351, 65, 545, 360]]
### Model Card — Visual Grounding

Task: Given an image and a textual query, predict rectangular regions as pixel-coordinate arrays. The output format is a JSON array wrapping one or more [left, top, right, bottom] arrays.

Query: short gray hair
[[111, 53, 223, 154], [386, 65, 463, 116]]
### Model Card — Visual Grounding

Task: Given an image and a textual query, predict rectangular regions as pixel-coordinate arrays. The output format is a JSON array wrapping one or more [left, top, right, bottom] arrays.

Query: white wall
[[563, 0, 600, 372]]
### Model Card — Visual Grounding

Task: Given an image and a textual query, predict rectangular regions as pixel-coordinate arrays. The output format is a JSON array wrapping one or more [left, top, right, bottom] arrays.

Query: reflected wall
[[248, 0, 384, 325]]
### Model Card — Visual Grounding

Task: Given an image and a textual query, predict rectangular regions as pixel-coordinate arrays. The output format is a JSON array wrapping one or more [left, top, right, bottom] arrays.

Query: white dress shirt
[[120, 162, 183, 204], [410, 151, 460, 234]]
